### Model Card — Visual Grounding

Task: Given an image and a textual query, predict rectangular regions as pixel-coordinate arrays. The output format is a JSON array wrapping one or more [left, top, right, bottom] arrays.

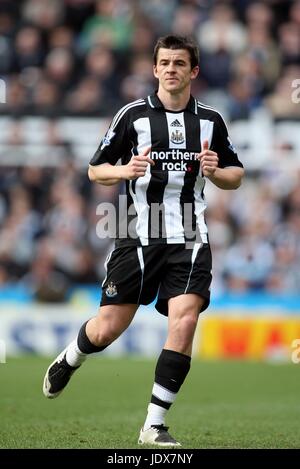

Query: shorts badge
[[105, 281, 118, 298]]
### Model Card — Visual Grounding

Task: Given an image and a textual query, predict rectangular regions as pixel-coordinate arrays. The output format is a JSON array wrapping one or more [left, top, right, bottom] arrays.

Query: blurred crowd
[[0, 0, 300, 301], [0, 160, 117, 301], [1, 0, 300, 119], [1, 157, 300, 301]]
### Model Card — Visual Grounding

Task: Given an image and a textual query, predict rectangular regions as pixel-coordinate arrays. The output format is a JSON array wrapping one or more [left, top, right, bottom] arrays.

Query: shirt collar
[[147, 92, 198, 114]]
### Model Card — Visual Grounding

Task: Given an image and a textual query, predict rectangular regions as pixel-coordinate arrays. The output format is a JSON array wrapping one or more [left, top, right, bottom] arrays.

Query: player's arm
[[197, 140, 244, 189], [205, 166, 244, 190], [88, 163, 122, 186], [88, 148, 154, 186], [88, 106, 154, 186], [198, 113, 244, 190]]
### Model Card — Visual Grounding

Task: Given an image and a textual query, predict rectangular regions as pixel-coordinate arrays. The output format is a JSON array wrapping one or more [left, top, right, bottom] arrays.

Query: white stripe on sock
[[152, 382, 177, 403]]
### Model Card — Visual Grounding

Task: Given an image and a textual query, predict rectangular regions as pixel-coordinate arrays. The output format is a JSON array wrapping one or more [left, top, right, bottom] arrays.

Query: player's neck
[[157, 87, 191, 112]]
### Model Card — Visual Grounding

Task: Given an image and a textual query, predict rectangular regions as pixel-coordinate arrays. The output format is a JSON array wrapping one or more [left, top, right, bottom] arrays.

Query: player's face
[[154, 48, 199, 94]]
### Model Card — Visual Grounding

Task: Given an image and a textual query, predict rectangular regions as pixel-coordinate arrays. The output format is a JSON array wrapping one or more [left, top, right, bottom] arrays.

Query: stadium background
[[1, 0, 300, 449]]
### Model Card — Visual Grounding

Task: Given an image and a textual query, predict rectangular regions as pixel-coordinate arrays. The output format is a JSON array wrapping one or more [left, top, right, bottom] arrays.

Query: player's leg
[[139, 243, 212, 446], [43, 245, 145, 399], [139, 294, 204, 446], [43, 303, 137, 398], [164, 293, 204, 354]]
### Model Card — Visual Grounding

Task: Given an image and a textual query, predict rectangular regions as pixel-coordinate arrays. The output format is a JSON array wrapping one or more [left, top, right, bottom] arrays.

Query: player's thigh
[[168, 293, 206, 320], [156, 243, 212, 316], [101, 246, 146, 306], [101, 245, 163, 307]]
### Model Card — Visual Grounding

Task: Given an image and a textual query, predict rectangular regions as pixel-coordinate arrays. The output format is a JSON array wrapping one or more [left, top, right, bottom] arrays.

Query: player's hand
[[123, 147, 154, 180], [197, 140, 219, 177]]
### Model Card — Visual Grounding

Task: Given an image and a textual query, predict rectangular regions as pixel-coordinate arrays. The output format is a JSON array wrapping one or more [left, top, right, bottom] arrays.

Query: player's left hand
[[197, 140, 219, 177]]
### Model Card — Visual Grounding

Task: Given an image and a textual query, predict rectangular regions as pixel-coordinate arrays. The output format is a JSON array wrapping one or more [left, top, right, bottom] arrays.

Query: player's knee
[[180, 314, 198, 335], [168, 314, 198, 353], [171, 313, 198, 337], [92, 327, 118, 347]]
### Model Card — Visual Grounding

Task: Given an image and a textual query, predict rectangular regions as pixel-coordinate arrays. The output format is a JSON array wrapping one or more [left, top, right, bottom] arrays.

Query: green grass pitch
[[1, 356, 299, 449]]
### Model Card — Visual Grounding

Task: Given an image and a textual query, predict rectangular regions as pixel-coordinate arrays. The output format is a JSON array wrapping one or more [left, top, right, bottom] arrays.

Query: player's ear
[[153, 64, 159, 78], [191, 66, 199, 80]]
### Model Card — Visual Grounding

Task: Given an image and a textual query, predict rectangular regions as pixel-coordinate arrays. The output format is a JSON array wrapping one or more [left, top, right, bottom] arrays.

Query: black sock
[[77, 321, 108, 354], [151, 348, 191, 410]]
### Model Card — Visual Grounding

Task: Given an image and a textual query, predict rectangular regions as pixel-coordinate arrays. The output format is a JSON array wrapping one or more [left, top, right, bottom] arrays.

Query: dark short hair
[[153, 35, 199, 69]]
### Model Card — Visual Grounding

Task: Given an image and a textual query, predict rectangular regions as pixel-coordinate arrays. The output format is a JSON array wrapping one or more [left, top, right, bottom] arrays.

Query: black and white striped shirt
[[90, 93, 243, 247]]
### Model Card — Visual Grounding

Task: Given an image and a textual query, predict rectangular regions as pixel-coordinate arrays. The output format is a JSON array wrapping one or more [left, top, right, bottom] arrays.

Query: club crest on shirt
[[170, 130, 185, 144], [105, 281, 118, 298]]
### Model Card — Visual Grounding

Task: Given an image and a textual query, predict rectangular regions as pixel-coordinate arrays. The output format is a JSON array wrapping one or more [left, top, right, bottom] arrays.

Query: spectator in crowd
[[80, 0, 134, 52]]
